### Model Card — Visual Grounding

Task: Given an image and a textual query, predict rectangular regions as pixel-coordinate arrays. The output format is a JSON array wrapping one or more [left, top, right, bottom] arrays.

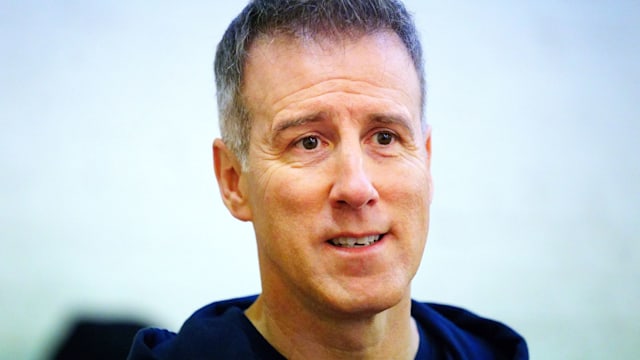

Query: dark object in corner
[[51, 319, 147, 360]]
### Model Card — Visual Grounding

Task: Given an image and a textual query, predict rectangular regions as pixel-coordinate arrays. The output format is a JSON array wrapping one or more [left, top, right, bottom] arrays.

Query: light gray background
[[1, 1, 638, 359]]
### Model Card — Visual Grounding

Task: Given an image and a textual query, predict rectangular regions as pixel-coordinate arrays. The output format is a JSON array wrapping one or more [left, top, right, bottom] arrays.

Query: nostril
[[332, 186, 378, 209]]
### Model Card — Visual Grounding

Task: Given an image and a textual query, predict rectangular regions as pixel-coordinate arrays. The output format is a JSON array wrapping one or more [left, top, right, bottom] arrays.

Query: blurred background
[[1, 1, 638, 358]]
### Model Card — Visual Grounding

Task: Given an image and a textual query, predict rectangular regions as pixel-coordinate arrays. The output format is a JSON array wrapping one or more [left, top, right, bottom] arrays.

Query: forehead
[[241, 31, 421, 123]]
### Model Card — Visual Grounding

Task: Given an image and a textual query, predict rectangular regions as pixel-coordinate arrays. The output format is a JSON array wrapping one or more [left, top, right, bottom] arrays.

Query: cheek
[[378, 162, 431, 202], [249, 166, 330, 227], [378, 166, 432, 236], [248, 168, 332, 268]]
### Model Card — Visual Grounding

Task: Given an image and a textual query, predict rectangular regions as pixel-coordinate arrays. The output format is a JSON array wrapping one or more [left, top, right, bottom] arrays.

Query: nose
[[329, 144, 379, 209]]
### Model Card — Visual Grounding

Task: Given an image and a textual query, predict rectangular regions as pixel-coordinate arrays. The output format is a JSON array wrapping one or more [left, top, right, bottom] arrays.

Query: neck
[[245, 293, 419, 360]]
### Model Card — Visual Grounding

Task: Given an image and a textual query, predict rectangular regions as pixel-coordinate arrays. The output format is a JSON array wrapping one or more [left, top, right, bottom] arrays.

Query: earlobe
[[424, 125, 432, 162], [213, 139, 252, 221]]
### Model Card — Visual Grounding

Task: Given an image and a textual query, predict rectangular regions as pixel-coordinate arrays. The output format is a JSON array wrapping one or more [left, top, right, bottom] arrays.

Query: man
[[128, 0, 528, 358]]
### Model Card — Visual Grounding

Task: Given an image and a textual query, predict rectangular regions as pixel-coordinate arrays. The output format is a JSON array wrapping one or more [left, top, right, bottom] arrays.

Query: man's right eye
[[297, 136, 319, 150]]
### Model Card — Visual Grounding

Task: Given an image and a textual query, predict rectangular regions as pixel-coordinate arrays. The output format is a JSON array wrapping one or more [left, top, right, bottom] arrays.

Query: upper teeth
[[330, 235, 381, 248]]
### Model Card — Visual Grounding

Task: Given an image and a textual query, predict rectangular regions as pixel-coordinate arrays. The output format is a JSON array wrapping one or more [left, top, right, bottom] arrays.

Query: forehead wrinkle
[[270, 76, 414, 115]]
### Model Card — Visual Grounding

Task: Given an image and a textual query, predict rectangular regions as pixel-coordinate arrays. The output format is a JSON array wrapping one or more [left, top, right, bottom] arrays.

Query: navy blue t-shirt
[[128, 295, 528, 359]]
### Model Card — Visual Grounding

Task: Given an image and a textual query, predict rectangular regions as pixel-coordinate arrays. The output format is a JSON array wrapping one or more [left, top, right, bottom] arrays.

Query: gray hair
[[214, 0, 425, 168]]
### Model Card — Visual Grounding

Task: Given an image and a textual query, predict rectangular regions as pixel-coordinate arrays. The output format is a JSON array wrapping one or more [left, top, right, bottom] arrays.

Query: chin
[[321, 283, 410, 318]]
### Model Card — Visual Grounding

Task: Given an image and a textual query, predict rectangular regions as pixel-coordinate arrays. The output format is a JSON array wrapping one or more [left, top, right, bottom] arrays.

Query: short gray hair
[[214, 0, 425, 168]]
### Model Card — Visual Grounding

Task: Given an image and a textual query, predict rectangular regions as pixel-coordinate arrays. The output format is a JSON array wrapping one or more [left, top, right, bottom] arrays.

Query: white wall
[[1, 1, 638, 359]]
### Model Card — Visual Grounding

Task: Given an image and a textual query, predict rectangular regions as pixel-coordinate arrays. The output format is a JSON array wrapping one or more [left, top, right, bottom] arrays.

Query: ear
[[424, 126, 434, 204], [213, 139, 252, 221]]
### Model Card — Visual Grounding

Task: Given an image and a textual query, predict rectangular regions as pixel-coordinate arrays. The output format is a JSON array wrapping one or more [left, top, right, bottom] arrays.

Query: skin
[[214, 30, 433, 359]]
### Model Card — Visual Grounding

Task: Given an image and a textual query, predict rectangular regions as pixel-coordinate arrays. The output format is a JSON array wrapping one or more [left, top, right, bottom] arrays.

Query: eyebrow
[[369, 113, 416, 139], [269, 112, 329, 146], [272, 112, 326, 134]]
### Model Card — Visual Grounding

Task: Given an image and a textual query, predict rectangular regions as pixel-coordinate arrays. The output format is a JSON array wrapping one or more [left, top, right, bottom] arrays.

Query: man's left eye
[[375, 131, 395, 145]]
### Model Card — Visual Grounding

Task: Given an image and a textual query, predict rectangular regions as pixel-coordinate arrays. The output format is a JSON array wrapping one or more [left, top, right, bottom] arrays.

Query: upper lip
[[326, 232, 386, 241]]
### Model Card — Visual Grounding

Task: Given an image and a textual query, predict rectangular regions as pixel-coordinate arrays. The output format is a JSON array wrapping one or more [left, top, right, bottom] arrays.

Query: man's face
[[231, 31, 431, 315]]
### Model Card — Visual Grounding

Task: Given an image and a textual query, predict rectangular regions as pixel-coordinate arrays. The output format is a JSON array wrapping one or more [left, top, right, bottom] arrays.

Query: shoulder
[[412, 300, 529, 359], [127, 295, 283, 360]]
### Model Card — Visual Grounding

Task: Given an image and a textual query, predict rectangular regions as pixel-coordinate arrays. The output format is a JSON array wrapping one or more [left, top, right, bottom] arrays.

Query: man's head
[[213, 0, 432, 318], [214, 0, 425, 169]]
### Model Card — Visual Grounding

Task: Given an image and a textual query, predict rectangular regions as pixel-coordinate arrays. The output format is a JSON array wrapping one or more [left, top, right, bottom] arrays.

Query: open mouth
[[329, 234, 383, 248]]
